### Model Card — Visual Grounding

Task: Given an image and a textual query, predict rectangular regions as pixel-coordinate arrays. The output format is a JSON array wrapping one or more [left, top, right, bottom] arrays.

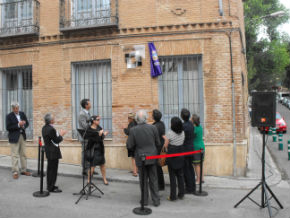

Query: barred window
[[71, 60, 112, 139], [0, 66, 33, 140], [0, 0, 37, 36], [158, 55, 204, 128], [72, 0, 111, 26]]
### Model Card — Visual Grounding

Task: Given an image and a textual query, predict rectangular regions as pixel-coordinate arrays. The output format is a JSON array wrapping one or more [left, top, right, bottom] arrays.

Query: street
[[0, 167, 290, 218], [266, 103, 290, 184]]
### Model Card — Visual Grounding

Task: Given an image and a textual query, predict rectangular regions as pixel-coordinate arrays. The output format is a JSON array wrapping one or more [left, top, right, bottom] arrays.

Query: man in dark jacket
[[127, 110, 161, 207], [6, 102, 31, 179], [181, 108, 196, 194], [42, 114, 67, 193]]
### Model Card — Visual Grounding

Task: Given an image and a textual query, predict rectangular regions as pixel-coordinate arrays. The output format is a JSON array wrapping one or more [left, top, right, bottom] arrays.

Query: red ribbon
[[146, 149, 202, 160]]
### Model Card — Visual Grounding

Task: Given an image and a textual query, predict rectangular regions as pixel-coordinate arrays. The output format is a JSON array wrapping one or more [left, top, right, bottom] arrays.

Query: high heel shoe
[[103, 180, 109, 185]]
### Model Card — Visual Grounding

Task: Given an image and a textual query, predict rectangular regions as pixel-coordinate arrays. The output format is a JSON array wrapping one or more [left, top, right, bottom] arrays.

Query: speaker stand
[[234, 129, 283, 218]]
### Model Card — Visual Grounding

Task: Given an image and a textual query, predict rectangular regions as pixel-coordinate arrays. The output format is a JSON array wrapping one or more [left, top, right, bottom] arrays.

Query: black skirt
[[192, 152, 205, 164], [86, 142, 105, 167], [92, 147, 105, 166]]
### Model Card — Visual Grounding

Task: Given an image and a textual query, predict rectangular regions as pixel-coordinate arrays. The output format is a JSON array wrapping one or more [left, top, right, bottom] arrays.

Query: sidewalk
[[0, 127, 288, 190]]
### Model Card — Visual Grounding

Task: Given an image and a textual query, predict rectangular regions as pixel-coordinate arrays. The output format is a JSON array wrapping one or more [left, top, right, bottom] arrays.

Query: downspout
[[219, 0, 224, 16], [228, 31, 237, 177]]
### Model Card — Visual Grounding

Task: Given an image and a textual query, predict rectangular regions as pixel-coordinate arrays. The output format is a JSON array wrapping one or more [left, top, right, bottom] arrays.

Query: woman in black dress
[[86, 115, 109, 185]]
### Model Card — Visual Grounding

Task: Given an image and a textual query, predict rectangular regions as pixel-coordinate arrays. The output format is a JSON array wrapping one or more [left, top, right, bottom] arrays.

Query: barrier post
[[32, 136, 46, 177], [272, 128, 277, 142], [33, 145, 49, 197], [133, 154, 152, 215], [278, 133, 283, 151], [268, 128, 272, 136], [194, 149, 208, 196], [288, 140, 290, 161]]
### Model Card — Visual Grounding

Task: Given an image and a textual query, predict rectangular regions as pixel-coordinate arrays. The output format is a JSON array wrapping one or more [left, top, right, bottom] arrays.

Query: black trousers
[[183, 156, 196, 193], [168, 166, 184, 200], [156, 164, 165, 190], [47, 159, 59, 191]]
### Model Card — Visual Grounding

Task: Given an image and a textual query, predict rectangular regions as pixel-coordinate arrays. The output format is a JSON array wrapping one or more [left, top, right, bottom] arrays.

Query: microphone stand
[[74, 126, 104, 204], [73, 125, 89, 196]]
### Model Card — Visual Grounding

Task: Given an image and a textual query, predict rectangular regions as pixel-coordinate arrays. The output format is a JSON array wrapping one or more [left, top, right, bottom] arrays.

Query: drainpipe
[[228, 31, 237, 177], [219, 0, 224, 16]]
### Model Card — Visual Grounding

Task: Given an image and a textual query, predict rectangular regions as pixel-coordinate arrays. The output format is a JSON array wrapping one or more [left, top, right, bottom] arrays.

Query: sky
[[278, 0, 290, 36]]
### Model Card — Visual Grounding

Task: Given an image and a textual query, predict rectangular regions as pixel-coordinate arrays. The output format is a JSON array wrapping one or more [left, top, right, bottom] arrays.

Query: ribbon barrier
[[32, 136, 46, 178], [133, 154, 152, 215], [196, 149, 208, 196], [145, 149, 202, 160], [33, 140, 49, 198], [133, 149, 208, 215]]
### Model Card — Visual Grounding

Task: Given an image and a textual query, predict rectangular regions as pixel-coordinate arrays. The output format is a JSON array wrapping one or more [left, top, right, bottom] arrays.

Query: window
[[1, 0, 34, 34], [71, 0, 111, 26], [72, 60, 112, 139], [158, 55, 204, 128], [0, 66, 33, 140]]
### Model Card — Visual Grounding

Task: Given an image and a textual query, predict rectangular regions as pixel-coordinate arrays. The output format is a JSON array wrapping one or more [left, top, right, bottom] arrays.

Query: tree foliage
[[244, 0, 290, 91]]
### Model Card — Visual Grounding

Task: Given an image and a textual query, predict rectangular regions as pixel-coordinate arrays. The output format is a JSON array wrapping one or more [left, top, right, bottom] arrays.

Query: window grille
[[71, 60, 112, 138], [0, 66, 33, 139], [158, 55, 204, 128]]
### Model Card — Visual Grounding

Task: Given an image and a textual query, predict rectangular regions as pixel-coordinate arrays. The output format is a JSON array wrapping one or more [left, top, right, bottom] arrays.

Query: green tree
[[244, 0, 290, 91], [282, 41, 290, 88]]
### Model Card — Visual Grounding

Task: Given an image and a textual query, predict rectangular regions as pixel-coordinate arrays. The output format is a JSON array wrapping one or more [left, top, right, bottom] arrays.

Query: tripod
[[74, 129, 104, 204], [234, 128, 283, 217]]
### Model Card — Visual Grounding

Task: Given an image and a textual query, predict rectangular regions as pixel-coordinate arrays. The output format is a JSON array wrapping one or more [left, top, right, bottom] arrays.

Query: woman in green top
[[191, 114, 205, 184]]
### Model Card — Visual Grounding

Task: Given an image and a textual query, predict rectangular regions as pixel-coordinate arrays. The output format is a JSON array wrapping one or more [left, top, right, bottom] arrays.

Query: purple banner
[[148, 42, 162, 78]]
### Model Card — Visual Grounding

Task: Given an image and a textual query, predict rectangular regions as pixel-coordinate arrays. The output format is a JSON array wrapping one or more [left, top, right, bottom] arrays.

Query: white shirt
[[14, 113, 21, 122]]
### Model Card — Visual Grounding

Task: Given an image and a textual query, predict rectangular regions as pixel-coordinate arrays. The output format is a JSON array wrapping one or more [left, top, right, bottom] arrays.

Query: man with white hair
[[6, 102, 31, 179], [128, 110, 161, 207]]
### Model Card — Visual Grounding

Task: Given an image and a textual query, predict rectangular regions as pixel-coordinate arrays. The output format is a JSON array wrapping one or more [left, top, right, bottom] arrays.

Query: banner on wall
[[148, 42, 162, 78]]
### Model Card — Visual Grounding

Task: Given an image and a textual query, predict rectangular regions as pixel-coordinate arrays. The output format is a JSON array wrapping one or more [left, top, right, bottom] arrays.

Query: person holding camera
[[86, 115, 109, 185]]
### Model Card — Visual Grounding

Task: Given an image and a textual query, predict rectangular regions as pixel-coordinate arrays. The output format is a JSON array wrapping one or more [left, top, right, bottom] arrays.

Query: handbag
[[158, 146, 167, 167]]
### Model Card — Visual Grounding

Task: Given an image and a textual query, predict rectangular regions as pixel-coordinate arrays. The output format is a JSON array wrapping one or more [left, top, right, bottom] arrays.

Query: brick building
[[0, 0, 249, 176]]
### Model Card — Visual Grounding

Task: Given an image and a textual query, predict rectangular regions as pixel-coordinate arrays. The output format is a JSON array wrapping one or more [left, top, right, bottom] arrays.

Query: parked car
[[282, 97, 289, 106], [286, 98, 290, 109], [259, 112, 287, 133], [277, 92, 290, 103]]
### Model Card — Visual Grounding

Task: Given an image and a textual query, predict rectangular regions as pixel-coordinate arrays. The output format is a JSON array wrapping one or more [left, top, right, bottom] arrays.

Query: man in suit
[[127, 110, 161, 207], [180, 108, 196, 194], [42, 114, 67, 193], [78, 98, 98, 175], [6, 102, 31, 179], [78, 99, 91, 130]]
